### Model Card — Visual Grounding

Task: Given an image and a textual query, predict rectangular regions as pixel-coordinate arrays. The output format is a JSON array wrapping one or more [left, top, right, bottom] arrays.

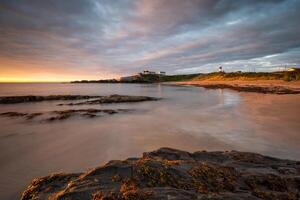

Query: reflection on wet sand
[[238, 93, 300, 158]]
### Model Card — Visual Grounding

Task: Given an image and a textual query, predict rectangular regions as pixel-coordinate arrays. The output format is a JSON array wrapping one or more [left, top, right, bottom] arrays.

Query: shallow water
[[0, 83, 299, 199]]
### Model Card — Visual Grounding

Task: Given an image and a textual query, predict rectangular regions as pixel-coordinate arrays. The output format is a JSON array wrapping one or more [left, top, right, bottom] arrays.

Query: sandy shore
[[168, 80, 300, 94]]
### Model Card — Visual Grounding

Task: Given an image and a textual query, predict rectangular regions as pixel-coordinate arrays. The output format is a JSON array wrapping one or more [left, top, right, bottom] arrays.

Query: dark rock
[[0, 112, 27, 117], [46, 113, 72, 121], [46, 109, 132, 121], [21, 148, 300, 200], [0, 109, 132, 122], [21, 173, 80, 200], [26, 113, 43, 120], [0, 95, 101, 104], [0, 112, 43, 120], [143, 147, 193, 161], [58, 95, 160, 106]]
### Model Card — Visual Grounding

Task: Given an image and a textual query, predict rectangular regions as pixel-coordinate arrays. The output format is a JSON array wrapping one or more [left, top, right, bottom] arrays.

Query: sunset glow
[[1, 1, 300, 199], [0, 0, 300, 82]]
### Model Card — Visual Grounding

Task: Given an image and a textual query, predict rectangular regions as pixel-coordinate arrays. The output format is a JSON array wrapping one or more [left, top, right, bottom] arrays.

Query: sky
[[0, 0, 300, 82]]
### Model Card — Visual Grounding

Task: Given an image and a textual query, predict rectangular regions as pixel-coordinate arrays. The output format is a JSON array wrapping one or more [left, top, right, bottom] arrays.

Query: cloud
[[0, 0, 299, 80]]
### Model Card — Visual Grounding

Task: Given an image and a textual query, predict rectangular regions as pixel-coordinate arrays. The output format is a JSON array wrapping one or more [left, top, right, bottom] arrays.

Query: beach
[[169, 80, 300, 94], [1, 83, 300, 199]]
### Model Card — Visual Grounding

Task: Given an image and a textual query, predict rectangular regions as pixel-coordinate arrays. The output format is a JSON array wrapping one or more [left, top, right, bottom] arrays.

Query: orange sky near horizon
[[0, 59, 119, 82], [0, 73, 119, 83]]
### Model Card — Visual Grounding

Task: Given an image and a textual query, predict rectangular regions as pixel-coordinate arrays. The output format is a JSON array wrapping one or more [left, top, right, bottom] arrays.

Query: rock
[[0, 112, 43, 120], [21, 148, 300, 200], [0, 112, 28, 117], [21, 173, 80, 200], [46, 109, 131, 121], [25, 113, 43, 120], [0, 95, 159, 105], [0, 109, 132, 122], [0, 95, 102, 104], [58, 95, 160, 106]]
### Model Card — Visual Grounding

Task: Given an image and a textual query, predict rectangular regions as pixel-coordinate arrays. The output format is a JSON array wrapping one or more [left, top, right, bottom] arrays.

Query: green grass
[[161, 74, 202, 82], [194, 72, 285, 81], [168, 71, 300, 82], [161, 71, 300, 82], [283, 71, 300, 81], [139, 74, 161, 82]]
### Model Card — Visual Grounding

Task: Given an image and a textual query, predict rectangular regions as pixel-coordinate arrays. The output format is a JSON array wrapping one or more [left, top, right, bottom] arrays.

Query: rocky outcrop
[[0, 109, 132, 122], [0, 95, 159, 122], [57, 95, 159, 106], [0, 95, 101, 104], [46, 109, 131, 121], [0, 95, 159, 104], [0, 112, 43, 120], [21, 148, 300, 200]]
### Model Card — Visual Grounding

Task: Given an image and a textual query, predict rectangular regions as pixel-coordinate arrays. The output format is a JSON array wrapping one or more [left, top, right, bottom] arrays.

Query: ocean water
[[0, 83, 299, 199]]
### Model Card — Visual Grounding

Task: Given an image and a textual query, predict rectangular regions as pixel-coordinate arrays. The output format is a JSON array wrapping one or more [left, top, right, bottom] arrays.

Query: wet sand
[[170, 80, 300, 94], [172, 80, 300, 88], [239, 93, 300, 149]]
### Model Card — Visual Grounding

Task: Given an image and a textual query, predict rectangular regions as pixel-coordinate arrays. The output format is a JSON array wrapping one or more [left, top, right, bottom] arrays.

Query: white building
[[158, 71, 166, 75], [143, 70, 156, 75], [142, 70, 166, 75], [218, 66, 222, 72]]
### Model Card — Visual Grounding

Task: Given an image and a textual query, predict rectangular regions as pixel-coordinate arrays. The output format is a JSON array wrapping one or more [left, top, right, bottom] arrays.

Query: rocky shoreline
[[21, 148, 300, 200], [0, 95, 159, 104], [0, 95, 101, 104], [0, 109, 132, 122], [57, 95, 159, 106], [170, 82, 300, 94], [0, 95, 159, 122]]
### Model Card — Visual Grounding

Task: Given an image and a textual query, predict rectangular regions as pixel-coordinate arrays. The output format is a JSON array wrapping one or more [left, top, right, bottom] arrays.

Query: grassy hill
[[162, 71, 300, 82], [195, 72, 283, 81], [160, 73, 202, 82], [72, 71, 300, 84]]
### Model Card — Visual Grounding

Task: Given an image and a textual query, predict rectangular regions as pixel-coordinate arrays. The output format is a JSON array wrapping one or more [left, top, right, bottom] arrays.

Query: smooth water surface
[[0, 83, 299, 199]]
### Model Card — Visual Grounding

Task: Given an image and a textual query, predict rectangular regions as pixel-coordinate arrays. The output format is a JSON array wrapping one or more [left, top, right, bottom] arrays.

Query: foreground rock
[[0, 95, 101, 104], [21, 148, 300, 200], [57, 95, 159, 106]]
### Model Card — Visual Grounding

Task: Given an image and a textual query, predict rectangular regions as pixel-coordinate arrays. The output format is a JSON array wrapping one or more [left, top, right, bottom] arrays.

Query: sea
[[0, 83, 299, 199]]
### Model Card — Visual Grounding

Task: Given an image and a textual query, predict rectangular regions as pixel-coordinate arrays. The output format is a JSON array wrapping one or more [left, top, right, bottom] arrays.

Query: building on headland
[[142, 70, 166, 75], [142, 70, 156, 75], [119, 75, 140, 82], [218, 66, 223, 72], [120, 70, 167, 82], [158, 71, 166, 75]]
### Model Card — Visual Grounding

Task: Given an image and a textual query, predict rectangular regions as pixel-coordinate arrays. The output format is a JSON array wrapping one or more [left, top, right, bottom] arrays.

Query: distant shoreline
[[169, 80, 300, 94], [71, 71, 300, 85]]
